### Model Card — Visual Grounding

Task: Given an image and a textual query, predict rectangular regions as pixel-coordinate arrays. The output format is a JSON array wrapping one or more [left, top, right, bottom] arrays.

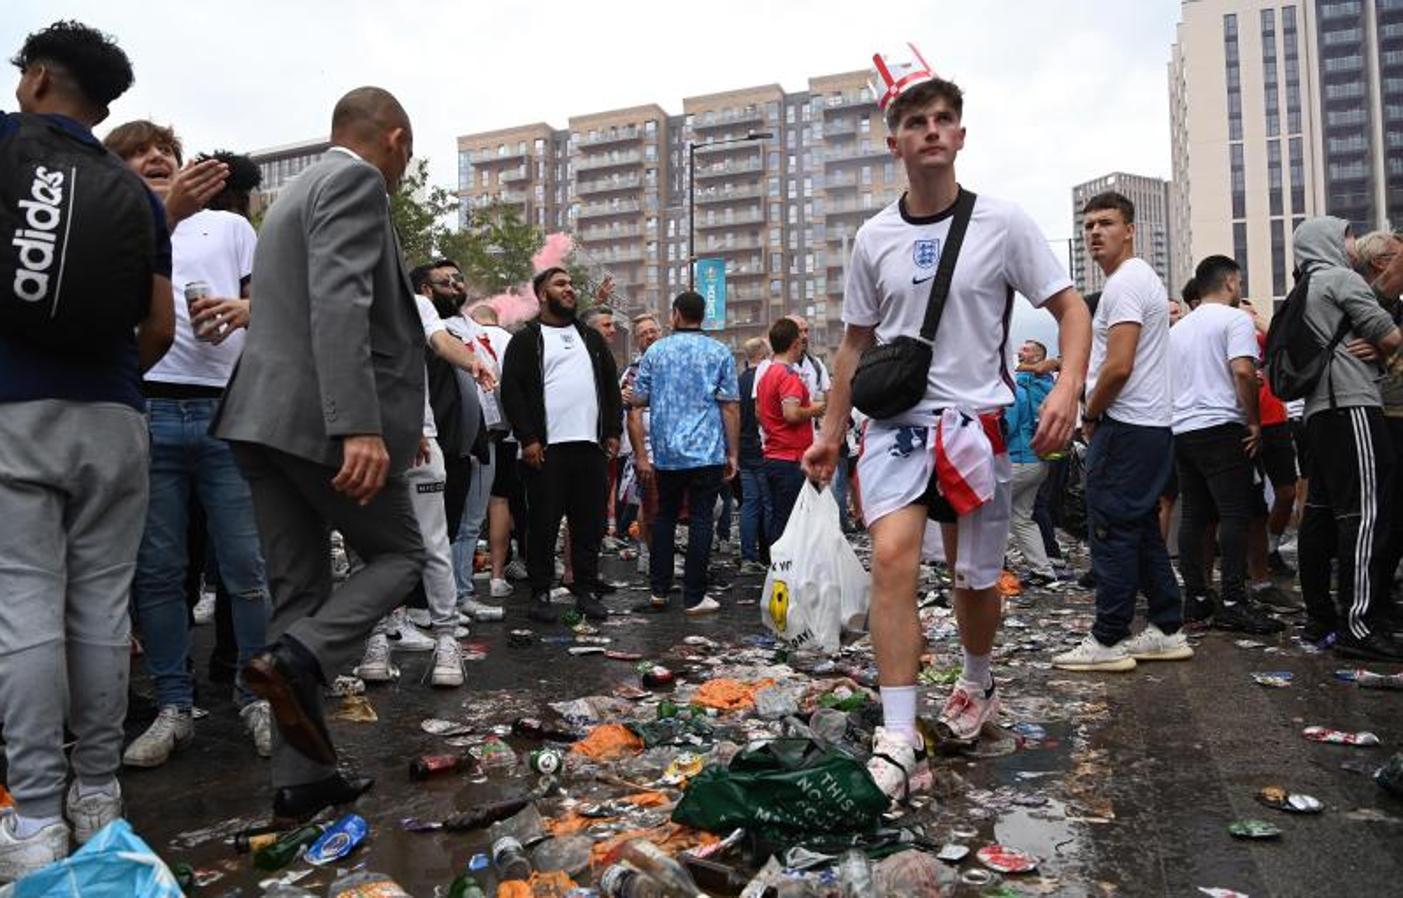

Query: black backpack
[[1, 113, 155, 351], [1264, 268, 1352, 402]]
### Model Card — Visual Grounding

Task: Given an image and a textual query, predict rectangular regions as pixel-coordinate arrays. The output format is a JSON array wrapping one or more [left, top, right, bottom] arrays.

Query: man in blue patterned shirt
[[629, 292, 740, 614]]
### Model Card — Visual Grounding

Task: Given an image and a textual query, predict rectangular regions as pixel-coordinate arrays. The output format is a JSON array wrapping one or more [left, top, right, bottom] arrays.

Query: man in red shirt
[[757, 318, 824, 540]]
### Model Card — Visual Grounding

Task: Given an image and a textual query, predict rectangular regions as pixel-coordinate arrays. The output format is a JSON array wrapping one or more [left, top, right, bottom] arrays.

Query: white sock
[[1250, 580, 1273, 592], [77, 780, 118, 800], [12, 814, 62, 838], [878, 685, 920, 745], [961, 649, 993, 693]]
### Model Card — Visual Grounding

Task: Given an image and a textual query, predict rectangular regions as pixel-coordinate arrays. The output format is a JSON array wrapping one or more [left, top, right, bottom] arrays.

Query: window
[[1271, 218, 1287, 296], [1283, 6, 1302, 133], [1230, 143, 1246, 219], [1289, 136, 1305, 213], [1233, 222, 1250, 296], [1268, 140, 1283, 216]]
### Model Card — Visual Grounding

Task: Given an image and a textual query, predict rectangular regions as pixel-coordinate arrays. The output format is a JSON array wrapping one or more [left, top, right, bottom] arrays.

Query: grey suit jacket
[[215, 149, 424, 473]]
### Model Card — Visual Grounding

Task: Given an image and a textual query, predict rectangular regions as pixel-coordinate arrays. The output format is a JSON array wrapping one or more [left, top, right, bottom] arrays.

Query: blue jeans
[[452, 442, 495, 599], [1085, 417, 1181, 645], [764, 458, 808, 542], [651, 466, 724, 606], [739, 462, 773, 562], [133, 399, 269, 708]]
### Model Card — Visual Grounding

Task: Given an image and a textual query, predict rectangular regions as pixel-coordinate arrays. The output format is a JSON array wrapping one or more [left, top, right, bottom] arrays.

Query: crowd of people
[[2, 21, 1402, 885]]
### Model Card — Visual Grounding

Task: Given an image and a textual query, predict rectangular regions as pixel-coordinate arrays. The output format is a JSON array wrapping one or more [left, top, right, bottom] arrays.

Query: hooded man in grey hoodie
[[1293, 216, 1403, 661]]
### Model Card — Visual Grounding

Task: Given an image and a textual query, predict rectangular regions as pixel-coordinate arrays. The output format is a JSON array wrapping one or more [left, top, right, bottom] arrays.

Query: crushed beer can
[[527, 748, 562, 776], [975, 844, 1038, 873], [1256, 786, 1323, 814], [304, 814, 368, 865], [1250, 671, 1293, 688], [1227, 819, 1281, 840]]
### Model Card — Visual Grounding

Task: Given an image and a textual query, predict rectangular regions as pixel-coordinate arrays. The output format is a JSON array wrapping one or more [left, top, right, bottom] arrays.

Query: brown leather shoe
[[242, 643, 337, 765]]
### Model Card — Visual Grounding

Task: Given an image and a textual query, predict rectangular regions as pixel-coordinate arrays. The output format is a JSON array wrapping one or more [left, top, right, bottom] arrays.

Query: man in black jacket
[[500, 267, 622, 624]]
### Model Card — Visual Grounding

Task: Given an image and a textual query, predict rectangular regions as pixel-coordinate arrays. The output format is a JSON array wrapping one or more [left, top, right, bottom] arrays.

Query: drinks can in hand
[[184, 280, 213, 339]]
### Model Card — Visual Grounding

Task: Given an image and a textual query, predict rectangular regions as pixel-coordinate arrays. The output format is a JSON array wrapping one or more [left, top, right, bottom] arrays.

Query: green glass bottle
[[446, 874, 486, 898], [253, 823, 324, 871]]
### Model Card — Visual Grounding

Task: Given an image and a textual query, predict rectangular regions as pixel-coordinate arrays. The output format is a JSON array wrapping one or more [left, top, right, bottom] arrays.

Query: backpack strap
[[916, 189, 977, 344]]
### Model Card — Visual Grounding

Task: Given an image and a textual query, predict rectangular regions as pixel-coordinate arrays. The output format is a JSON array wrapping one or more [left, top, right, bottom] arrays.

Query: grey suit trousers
[[230, 442, 425, 786]]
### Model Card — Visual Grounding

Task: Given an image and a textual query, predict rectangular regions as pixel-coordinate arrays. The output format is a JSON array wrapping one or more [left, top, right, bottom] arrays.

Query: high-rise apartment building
[[1070, 173, 1173, 294], [248, 137, 331, 213], [455, 70, 902, 353], [1170, 0, 1403, 305]]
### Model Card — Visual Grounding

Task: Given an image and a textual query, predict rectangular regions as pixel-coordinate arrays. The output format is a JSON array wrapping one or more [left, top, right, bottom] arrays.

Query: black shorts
[[1161, 466, 1179, 501], [1259, 422, 1298, 488], [491, 440, 519, 499], [918, 474, 959, 524], [1291, 418, 1310, 474]]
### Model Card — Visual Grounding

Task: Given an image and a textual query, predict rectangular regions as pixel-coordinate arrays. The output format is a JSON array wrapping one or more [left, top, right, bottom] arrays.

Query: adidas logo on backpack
[[12, 165, 66, 303]]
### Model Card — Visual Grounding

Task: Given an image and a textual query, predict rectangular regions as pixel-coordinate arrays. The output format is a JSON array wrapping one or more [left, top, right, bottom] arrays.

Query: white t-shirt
[[146, 209, 256, 387], [541, 323, 599, 445], [1170, 303, 1259, 434], [413, 295, 443, 438], [445, 315, 505, 430], [842, 193, 1071, 418], [1087, 257, 1172, 427]]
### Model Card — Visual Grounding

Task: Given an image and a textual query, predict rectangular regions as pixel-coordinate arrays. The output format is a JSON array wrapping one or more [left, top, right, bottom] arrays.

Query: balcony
[[472, 146, 528, 164], [825, 146, 893, 166], [578, 224, 643, 242], [691, 107, 767, 132], [579, 127, 643, 148], [695, 185, 767, 205], [577, 199, 641, 219], [825, 197, 888, 216], [695, 158, 765, 180], [821, 172, 859, 190], [700, 236, 764, 253], [696, 210, 766, 230], [823, 93, 875, 113], [694, 140, 765, 157], [576, 174, 643, 196], [589, 247, 646, 264], [575, 150, 644, 172], [820, 119, 859, 138], [500, 168, 530, 183]]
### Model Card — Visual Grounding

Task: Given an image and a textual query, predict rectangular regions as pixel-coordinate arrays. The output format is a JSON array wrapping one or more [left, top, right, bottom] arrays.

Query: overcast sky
[[6, 0, 1185, 350]]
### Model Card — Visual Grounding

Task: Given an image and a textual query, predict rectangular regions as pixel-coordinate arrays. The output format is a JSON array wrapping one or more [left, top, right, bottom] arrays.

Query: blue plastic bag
[[13, 819, 182, 898]]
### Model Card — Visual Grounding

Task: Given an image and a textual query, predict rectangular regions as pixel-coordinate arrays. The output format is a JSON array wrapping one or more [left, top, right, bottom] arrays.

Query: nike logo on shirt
[[912, 273, 935, 285]]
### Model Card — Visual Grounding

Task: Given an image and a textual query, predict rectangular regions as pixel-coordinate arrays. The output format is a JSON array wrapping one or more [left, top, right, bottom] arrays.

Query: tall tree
[[388, 158, 454, 268]]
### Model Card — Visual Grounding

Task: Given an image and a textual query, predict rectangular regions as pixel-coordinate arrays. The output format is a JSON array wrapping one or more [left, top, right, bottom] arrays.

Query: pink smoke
[[532, 232, 574, 272], [479, 232, 573, 327]]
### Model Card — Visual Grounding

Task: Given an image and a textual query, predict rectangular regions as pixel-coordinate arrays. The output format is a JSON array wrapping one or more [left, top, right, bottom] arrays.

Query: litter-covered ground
[[19, 534, 1403, 897]]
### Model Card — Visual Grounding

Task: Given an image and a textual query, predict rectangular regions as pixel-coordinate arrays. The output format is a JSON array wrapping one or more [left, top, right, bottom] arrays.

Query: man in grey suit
[[214, 87, 426, 821]]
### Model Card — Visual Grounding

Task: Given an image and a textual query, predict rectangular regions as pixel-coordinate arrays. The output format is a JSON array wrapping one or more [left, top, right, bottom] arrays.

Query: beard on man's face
[[430, 291, 460, 319], [546, 294, 576, 321]]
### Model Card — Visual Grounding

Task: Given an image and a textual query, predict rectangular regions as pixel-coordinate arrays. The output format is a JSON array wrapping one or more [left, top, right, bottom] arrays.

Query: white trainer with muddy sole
[[1052, 634, 1138, 672], [1121, 624, 1194, 661]]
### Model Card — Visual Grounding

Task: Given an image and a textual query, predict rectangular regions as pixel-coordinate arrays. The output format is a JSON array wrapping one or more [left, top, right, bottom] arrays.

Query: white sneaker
[[192, 590, 216, 625], [684, 596, 721, 616], [355, 633, 398, 682], [0, 811, 68, 883], [550, 585, 575, 604], [505, 560, 528, 581], [122, 705, 193, 768], [405, 608, 432, 629], [714, 539, 732, 556], [936, 681, 1003, 744], [431, 634, 465, 688], [1121, 623, 1194, 661], [65, 779, 122, 845], [866, 727, 920, 804], [1052, 634, 1138, 672], [489, 578, 513, 598], [240, 700, 273, 758], [385, 608, 435, 652]]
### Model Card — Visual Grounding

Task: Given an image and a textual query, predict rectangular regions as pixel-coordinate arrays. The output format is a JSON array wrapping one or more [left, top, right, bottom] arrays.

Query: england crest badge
[[913, 238, 941, 270]]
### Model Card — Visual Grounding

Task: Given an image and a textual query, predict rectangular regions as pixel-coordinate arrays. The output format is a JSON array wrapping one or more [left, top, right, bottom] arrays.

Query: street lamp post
[[687, 130, 773, 291]]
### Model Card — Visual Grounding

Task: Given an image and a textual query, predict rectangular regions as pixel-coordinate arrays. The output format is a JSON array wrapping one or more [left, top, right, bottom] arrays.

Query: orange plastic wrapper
[[496, 871, 577, 898], [569, 723, 644, 760], [692, 678, 776, 711], [622, 790, 670, 808], [544, 809, 597, 836], [997, 569, 1022, 597], [589, 824, 720, 872], [0, 785, 12, 809]]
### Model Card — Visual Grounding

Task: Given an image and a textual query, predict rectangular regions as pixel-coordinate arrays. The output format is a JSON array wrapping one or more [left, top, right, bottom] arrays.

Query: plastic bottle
[[532, 834, 593, 876], [836, 849, 873, 898], [252, 822, 325, 871], [492, 835, 532, 881], [808, 708, 848, 743], [599, 864, 663, 898], [326, 870, 411, 897], [617, 840, 708, 898], [486, 802, 546, 847], [683, 857, 753, 894]]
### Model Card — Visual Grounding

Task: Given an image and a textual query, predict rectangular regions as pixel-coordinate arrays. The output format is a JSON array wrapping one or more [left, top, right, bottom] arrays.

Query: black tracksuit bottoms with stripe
[[1299, 406, 1393, 640]]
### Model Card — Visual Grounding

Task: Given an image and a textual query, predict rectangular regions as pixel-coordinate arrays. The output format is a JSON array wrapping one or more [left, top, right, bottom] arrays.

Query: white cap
[[870, 43, 938, 113]]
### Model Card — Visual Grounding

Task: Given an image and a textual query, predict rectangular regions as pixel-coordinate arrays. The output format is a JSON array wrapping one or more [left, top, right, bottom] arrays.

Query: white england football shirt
[[842, 192, 1071, 420]]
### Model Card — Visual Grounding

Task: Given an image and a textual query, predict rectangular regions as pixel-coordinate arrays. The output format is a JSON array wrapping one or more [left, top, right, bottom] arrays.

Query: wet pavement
[[21, 536, 1403, 896]]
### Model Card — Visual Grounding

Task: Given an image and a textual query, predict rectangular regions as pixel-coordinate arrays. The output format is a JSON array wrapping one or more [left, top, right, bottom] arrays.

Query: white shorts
[[855, 420, 1013, 591]]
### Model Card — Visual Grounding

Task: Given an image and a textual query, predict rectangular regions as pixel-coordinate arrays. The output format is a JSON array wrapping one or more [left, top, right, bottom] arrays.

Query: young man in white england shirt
[[803, 61, 1090, 801], [1052, 192, 1188, 672]]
